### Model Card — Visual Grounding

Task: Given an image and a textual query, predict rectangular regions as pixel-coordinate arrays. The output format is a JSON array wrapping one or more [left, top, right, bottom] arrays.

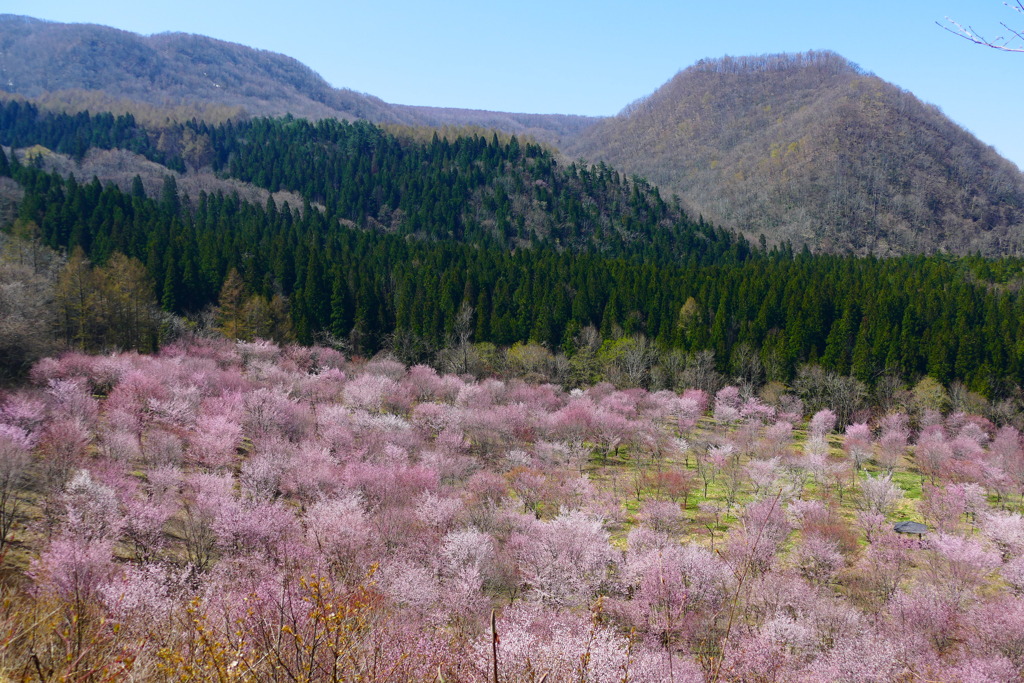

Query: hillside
[[7, 22, 1024, 394], [6, 109, 1024, 395], [6, 17, 1024, 256], [3, 17, 1024, 682], [0, 14, 593, 144], [2, 339, 1024, 680], [565, 52, 1024, 256], [0, 15, 387, 122], [0, 101, 719, 258]]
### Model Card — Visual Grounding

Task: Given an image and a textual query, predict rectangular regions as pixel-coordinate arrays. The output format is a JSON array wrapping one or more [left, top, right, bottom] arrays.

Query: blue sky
[[6, 1, 1023, 169]]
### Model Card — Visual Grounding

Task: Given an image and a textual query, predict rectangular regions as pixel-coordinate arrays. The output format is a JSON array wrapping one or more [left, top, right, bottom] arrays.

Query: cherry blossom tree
[[858, 473, 904, 517], [876, 413, 910, 473], [12, 342, 1024, 677], [618, 541, 729, 675], [471, 603, 684, 683], [808, 409, 837, 439], [724, 497, 790, 576], [854, 529, 914, 605], [514, 510, 615, 606], [842, 422, 872, 472], [677, 389, 707, 434], [652, 467, 696, 508], [793, 533, 844, 585], [637, 499, 686, 535], [924, 533, 1001, 598], [713, 386, 742, 424], [121, 493, 174, 562], [757, 420, 793, 460], [981, 511, 1024, 561]]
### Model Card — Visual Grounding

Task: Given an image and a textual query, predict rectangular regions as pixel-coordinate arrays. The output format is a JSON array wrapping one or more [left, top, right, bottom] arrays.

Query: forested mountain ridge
[[0, 105, 754, 362], [0, 14, 594, 144], [5, 22, 1024, 396], [4, 106, 1024, 397], [0, 100, 725, 257], [564, 52, 1024, 256], [5, 17, 1024, 256]]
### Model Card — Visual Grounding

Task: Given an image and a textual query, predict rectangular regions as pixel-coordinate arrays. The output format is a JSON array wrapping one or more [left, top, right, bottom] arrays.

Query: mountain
[[0, 15, 389, 122], [0, 15, 594, 144], [12, 116, 1024, 396], [5, 71, 1024, 391], [3, 16, 1024, 256], [563, 52, 1024, 255], [1, 110, 758, 357]]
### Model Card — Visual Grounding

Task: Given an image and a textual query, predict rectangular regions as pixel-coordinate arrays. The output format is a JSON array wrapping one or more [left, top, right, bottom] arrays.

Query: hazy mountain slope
[[0, 15, 398, 122], [0, 15, 593, 145], [564, 52, 1024, 255], [389, 104, 597, 149]]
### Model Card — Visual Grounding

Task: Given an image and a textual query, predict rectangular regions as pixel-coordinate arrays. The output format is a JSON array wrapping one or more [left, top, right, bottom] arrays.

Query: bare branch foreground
[[940, 1, 1024, 52]]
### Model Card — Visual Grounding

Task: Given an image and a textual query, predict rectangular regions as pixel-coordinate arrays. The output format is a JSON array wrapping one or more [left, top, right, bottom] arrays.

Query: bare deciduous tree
[[941, 2, 1024, 52], [0, 230, 60, 379]]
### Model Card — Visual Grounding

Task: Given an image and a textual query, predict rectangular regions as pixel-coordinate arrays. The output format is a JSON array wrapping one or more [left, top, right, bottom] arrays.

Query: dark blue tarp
[[893, 521, 928, 535]]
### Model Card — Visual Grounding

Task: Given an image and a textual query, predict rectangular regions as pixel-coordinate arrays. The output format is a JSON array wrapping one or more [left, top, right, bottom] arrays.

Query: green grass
[[585, 421, 947, 552], [890, 470, 924, 501]]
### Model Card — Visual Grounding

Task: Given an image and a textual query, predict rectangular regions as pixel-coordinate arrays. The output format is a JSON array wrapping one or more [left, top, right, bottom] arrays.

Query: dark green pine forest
[[3, 100, 1024, 395]]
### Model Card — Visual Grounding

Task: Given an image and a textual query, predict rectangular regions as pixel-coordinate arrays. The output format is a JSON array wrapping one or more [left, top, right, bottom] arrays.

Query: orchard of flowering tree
[[1, 339, 1024, 681]]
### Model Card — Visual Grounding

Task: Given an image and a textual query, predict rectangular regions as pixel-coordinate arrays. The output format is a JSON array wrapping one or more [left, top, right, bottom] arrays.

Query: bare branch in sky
[[940, 1, 1024, 52]]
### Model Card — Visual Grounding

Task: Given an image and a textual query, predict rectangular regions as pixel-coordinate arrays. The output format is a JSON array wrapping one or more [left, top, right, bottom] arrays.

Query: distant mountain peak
[[0, 14, 592, 145], [572, 51, 1024, 256], [0, 13, 45, 24], [688, 50, 866, 76]]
